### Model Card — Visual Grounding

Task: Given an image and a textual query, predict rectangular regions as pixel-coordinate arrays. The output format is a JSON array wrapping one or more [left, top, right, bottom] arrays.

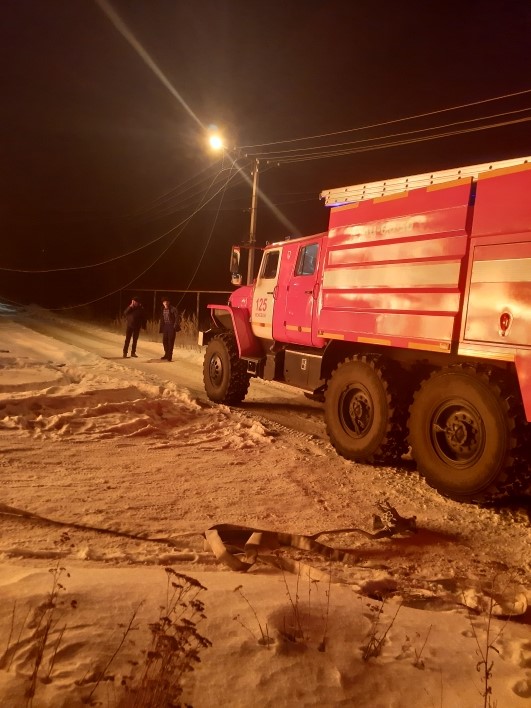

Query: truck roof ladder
[[320, 155, 531, 206]]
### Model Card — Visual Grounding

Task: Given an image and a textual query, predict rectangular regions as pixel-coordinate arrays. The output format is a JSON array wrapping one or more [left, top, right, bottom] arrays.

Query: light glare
[[209, 134, 224, 151]]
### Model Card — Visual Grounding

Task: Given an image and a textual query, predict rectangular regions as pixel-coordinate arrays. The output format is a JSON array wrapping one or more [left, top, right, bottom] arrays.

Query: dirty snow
[[0, 304, 530, 707]]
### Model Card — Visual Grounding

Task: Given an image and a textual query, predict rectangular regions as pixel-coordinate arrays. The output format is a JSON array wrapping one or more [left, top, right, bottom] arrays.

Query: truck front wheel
[[203, 333, 251, 405], [408, 366, 516, 501], [325, 356, 404, 463]]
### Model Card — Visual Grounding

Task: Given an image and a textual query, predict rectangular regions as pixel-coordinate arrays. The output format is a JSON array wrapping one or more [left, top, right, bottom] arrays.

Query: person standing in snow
[[159, 296, 180, 361], [123, 296, 147, 358]]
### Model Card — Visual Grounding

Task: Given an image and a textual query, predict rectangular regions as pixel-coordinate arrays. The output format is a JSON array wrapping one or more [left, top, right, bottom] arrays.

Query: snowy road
[[17, 307, 329, 441], [12, 306, 531, 510]]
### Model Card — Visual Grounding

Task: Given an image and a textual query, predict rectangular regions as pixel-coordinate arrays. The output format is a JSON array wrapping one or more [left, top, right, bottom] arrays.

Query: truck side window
[[295, 243, 318, 276], [261, 250, 280, 279]]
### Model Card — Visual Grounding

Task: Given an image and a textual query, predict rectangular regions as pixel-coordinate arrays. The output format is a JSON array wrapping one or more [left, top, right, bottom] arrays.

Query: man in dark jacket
[[159, 296, 180, 361], [123, 296, 147, 358]]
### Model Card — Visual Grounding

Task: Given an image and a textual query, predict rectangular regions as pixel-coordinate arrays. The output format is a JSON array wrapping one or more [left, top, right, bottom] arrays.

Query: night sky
[[2, 0, 531, 314]]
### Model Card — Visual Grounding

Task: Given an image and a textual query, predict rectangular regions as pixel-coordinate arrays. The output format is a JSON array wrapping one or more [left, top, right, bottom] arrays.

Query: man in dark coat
[[159, 296, 180, 361], [123, 296, 147, 358]]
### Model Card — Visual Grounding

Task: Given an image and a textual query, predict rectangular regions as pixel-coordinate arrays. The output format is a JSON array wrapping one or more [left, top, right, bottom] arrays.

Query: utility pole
[[247, 157, 259, 285]]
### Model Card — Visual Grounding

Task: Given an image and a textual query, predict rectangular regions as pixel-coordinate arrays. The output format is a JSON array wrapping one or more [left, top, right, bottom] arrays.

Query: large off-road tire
[[203, 332, 251, 405], [408, 366, 519, 501], [324, 355, 407, 463]]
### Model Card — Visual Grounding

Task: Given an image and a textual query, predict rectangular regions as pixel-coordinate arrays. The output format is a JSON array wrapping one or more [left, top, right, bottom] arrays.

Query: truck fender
[[203, 305, 263, 358], [320, 339, 363, 380]]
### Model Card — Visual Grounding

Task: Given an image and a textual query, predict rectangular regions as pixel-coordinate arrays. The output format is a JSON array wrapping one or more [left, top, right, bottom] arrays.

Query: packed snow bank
[[1, 563, 530, 708], [0, 312, 530, 707]]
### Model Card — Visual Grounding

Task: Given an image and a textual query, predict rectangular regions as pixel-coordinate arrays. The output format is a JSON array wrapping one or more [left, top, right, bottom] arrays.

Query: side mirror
[[229, 246, 242, 286]]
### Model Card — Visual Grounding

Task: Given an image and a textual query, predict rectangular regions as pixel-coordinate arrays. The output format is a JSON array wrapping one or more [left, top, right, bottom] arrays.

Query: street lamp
[[207, 129, 259, 285], [208, 133, 224, 151]]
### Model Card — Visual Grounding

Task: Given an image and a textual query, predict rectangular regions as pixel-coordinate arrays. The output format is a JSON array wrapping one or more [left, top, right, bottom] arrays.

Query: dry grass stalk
[[120, 568, 211, 708], [465, 574, 518, 708], [84, 602, 143, 703], [317, 566, 333, 652], [362, 596, 402, 661], [279, 565, 307, 643], [413, 624, 432, 669], [233, 585, 273, 647], [25, 562, 72, 705]]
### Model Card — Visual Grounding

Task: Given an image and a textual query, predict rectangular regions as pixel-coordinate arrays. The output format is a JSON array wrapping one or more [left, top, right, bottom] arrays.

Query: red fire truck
[[199, 156, 531, 502]]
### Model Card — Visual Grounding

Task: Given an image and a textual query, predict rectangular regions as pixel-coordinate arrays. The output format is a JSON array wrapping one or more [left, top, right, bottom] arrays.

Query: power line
[[248, 105, 531, 159], [0, 167, 239, 274], [269, 115, 531, 164], [7, 161, 224, 226], [131, 171, 244, 222], [116, 161, 225, 221], [175, 165, 232, 306], [47, 168, 241, 311], [239, 87, 531, 149]]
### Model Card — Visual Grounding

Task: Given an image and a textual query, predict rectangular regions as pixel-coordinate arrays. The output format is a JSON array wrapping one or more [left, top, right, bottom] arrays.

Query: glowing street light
[[208, 132, 224, 151], [206, 127, 258, 285]]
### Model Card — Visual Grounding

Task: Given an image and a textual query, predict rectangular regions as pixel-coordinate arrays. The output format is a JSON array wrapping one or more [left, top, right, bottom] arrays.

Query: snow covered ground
[[0, 303, 530, 707]]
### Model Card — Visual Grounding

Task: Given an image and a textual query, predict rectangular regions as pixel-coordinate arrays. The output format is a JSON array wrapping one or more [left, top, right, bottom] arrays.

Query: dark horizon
[[2, 1, 531, 313]]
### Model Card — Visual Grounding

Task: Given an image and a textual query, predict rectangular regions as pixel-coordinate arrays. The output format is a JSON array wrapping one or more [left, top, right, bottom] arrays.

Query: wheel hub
[[431, 403, 483, 466], [341, 385, 373, 438], [209, 354, 223, 387]]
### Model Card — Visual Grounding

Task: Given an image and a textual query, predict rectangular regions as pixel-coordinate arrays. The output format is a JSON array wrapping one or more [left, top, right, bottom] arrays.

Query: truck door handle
[[305, 290, 312, 294]]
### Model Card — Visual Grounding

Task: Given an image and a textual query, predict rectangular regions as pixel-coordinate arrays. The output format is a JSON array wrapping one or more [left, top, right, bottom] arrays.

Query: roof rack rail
[[320, 155, 531, 206]]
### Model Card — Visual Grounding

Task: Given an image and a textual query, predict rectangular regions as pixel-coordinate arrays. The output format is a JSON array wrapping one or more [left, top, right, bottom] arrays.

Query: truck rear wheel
[[324, 356, 405, 463], [203, 333, 251, 405], [408, 366, 517, 501]]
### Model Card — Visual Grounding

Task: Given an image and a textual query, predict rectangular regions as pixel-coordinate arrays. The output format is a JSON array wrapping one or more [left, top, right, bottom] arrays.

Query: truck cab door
[[274, 238, 324, 346], [250, 247, 281, 340]]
